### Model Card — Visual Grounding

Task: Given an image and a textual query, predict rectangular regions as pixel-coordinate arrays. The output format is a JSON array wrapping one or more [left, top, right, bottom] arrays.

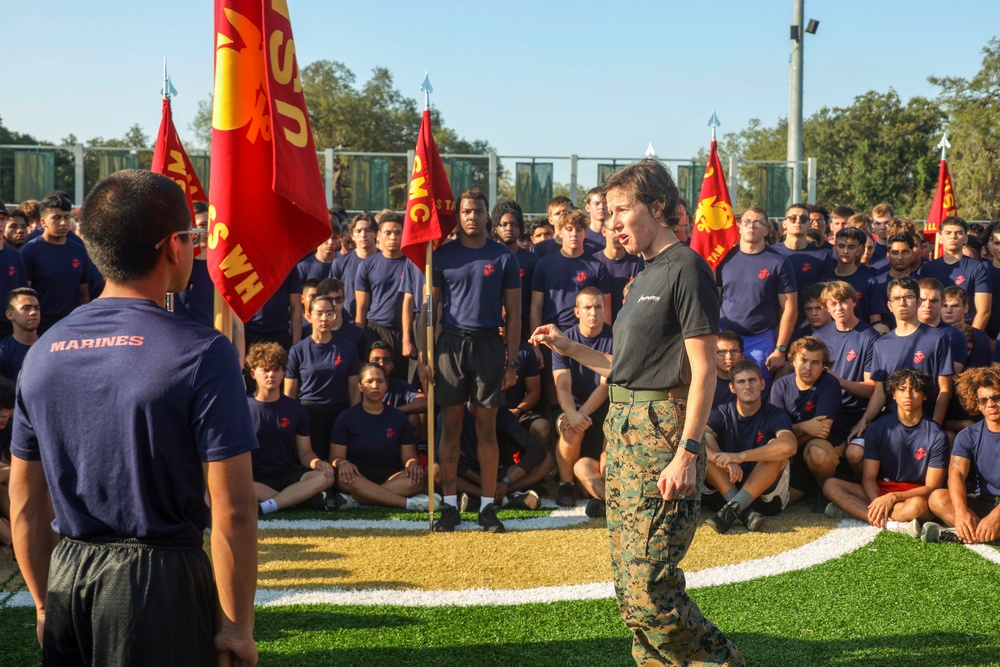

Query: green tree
[[930, 37, 1000, 220]]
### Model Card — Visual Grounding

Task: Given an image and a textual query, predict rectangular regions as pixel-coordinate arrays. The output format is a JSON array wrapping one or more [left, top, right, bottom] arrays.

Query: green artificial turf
[[260, 506, 554, 522], [2, 533, 998, 666]]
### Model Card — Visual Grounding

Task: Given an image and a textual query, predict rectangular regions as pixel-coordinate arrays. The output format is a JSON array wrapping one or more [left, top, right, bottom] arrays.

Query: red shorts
[[877, 480, 920, 495]]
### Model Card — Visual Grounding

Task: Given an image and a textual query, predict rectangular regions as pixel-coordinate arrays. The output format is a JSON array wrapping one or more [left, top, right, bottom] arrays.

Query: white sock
[[260, 498, 279, 515], [444, 495, 458, 509], [480, 496, 492, 511], [885, 520, 899, 531]]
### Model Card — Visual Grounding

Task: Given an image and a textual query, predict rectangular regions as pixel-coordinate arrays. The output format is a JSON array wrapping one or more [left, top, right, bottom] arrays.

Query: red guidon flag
[[690, 140, 737, 270], [151, 98, 207, 229], [401, 109, 456, 267], [924, 159, 957, 242], [208, 0, 330, 322]]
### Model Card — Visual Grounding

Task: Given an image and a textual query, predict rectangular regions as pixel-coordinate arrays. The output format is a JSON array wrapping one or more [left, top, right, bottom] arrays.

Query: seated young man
[[925, 367, 1000, 544], [246, 342, 336, 516], [368, 340, 427, 435], [704, 360, 798, 533], [769, 336, 844, 509], [329, 363, 436, 511], [551, 287, 613, 515], [713, 331, 744, 409], [0, 377, 14, 551], [453, 404, 553, 512], [941, 286, 992, 368], [501, 326, 551, 451], [824, 369, 948, 538]]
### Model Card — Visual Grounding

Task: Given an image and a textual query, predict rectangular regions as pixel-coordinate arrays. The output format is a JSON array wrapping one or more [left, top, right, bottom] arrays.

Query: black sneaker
[[706, 500, 740, 534], [584, 498, 606, 518], [921, 521, 961, 543], [741, 508, 767, 532], [477, 503, 506, 533], [433, 504, 462, 532], [556, 482, 576, 508], [505, 490, 541, 511]]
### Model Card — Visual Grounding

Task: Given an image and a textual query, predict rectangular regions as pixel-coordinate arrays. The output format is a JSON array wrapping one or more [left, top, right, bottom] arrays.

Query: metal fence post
[[74, 144, 85, 204], [488, 151, 497, 206], [807, 157, 817, 204], [569, 154, 578, 205], [324, 148, 334, 207]]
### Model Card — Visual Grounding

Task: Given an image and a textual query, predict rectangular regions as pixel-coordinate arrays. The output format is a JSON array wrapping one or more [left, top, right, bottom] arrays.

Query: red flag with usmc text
[[151, 98, 207, 228], [690, 140, 737, 270], [208, 0, 330, 322], [401, 109, 456, 267], [924, 159, 957, 242]]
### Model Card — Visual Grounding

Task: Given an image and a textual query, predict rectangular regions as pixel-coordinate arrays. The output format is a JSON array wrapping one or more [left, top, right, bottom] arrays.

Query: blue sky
[[3, 1, 998, 187]]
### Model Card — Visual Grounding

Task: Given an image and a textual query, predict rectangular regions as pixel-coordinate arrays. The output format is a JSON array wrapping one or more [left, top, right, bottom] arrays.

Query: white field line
[[965, 543, 1000, 565]]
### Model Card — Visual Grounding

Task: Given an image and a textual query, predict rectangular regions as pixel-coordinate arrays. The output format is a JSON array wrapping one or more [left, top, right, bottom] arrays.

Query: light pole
[[787, 0, 818, 203]]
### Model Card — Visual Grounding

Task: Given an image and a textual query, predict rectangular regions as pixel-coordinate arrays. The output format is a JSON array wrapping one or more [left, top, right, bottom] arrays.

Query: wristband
[[682, 438, 701, 454], [501, 475, 512, 485]]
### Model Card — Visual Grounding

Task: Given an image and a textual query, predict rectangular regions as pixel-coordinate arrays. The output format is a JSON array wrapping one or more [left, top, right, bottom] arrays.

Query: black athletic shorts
[[557, 402, 608, 461], [366, 321, 408, 381], [302, 400, 349, 461], [254, 465, 310, 492], [434, 327, 506, 408], [44, 536, 216, 667], [968, 493, 1000, 518]]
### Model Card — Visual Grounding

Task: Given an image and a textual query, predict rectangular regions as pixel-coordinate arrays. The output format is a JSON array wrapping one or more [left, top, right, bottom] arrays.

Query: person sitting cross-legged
[[925, 366, 1000, 544], [247, 343, 336, 516], [823, 369, 948, 538], [703, 359, 798, 533], [329, 362, 438, 511]]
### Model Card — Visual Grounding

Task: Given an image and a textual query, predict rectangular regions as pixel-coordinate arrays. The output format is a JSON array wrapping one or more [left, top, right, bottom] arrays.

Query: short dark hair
[[835, 228, 866, 246], [529, 219, 553, 235], [887, 275, 919, 299], [369, 340, 393, 355], [315, 278, 344, 296], [39, 193, 72, 217], [602, 159, 680, 228], [803, 282, 827, 304], [192, 200, 209, 215], [887, 232, 915, 249], [940, 215, 968, 233], [359, 361, 387, 382], [789, 336, 830, 367], [6, 287, 38, 310], [302, 278, 320, 291], [718, 330, 744, 353], [80, 170, 190, 282], [375, 209, 403, 228], [0, 377, 14, 410], [350, 211, 376, 232], [809, 204, 829, 221], [943, 285, 968, 307], [460, 189, 489, 210], [885, 368, 931, 398], [730, 359, 763, 381]]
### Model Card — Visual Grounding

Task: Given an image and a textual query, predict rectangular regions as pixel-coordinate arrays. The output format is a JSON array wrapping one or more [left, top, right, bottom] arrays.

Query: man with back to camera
[[9, 170, 258, 665]]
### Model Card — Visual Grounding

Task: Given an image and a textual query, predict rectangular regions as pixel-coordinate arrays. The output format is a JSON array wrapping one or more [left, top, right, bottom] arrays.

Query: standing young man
[[917, 216, 991, 330], [532, 160, 743, 666], [772, 203, 835, 324], [10, 170, 258, 665], [330, 212, 378, 321], [0, 287, 40, 383], [418, 189, 521, 533]]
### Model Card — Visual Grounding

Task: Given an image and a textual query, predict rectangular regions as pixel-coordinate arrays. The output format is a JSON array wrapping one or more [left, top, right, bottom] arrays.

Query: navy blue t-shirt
[[868, 270, 910, 329], [769, 370, 842, 425], [984, 262, 1000, 338], [814, 320, 879, 415], [0, 336, 31, 383], [0, 244, 27, 300], [863, 413, 948, 485], [504, 340, 540, 409], [953, 421, 1000, 497], [830, 266, 877, 323], [531, 235, 603, 258], [330, 250, 369, 320], [918, 257, 990, 324], [591, 250, 644, 322], [552, 324, 614, 406], [330, 321, 367, 363], [248, 395, 310, 476], [707, 402, 794, 475], [717, 247, 797, 335], [936, 322, 969, 368], [247, 270, 302, 336], [712, 375, 736, 409], [21, 237, 90, 319], [11, 298, 257, 543], [384, 377, 421, 408], [968, 327, 991, 368], [172, 259, 214, 328], [513, 248, 538, 336], [771, 242, 835, 321], [331, 403, 414, 483], [296, 254, 334, 283], [285, 336, 361, 405], [532, 252, 610, 327], [869, 324, 953, 416], [356, 253, 419, 328], [457, 403, 524, 469], [433, 239, 520, 330]]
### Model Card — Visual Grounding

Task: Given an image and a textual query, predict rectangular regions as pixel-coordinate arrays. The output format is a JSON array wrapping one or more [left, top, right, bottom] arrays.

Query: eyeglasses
[[329, 296, 345, 304], [785, 214, 809, 222], [739, 219, 767, 228], [976, 393, 1000, 407], [154, 228, 204, 250], [716, 349, 742, 357], [312, 311, 337, 319], [888, 295, 917, 304]]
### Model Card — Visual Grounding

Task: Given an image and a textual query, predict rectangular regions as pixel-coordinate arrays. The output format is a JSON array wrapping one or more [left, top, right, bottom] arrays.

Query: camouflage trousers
[[604, 398, 744, 667]]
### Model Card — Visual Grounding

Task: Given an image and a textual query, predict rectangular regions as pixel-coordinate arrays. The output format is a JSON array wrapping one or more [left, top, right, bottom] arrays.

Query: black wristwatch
[[776, 345, 788, 354], [507, 359, 519, 369], [682, 438, 701, 454]]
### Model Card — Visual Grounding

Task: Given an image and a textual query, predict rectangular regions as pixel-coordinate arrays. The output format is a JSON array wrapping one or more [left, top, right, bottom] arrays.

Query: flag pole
[[934, 132, 951, 260], [421, 72, 436, 529], [162, 58, 176, 314]]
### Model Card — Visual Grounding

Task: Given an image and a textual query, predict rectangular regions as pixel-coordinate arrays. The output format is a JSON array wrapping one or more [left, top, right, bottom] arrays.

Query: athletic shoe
[[824, 502, 851, 520], [921, 521, 961, 543], [477, 503, 506, 533], [257, 503, 264, 517], [433, 504, 462, 532], [890, 518, 921, 538], [556, 482, 576, 507], [584, 498, 607, 518], [333, 493, 360, 511], [505, 490, 541, 511], [405, 494, 431, 512], [706, 500, 740, 534], [741, 509, 767, 532]]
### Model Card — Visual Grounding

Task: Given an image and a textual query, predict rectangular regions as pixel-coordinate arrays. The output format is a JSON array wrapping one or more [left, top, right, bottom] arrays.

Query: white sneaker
[[406, 494, 431, 512], [335, 493, 360, 511], [889, 518, 921, 538]]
